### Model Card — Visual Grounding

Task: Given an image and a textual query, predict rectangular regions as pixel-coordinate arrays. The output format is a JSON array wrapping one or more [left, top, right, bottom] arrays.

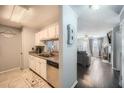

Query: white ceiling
[[0, 5, 123, 36], [71, 5, 123, 37], [0, 5, 59, 30]]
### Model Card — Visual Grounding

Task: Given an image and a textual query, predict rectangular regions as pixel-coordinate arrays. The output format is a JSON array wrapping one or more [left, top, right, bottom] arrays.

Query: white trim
[[71, 80, 78, 88], [0, 67, 20, 74], [119, 6, 124, 17]]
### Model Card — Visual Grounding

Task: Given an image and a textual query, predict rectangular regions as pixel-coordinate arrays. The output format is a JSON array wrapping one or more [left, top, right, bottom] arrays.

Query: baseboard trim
[[0, 67, 20, 74], [112, 67, 120, 71], [71, 80, 78, 88]]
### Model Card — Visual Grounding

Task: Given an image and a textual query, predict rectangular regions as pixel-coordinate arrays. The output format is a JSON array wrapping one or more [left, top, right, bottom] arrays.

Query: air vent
[[0, 24, 20, 38]]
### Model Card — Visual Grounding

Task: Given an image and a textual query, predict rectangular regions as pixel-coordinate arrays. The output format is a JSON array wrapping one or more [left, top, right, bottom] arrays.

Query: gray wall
[[119, 6, 124, 87], [121, 21, 124, 87], [59, 6, 78, 87], [120, 7, 124, 23], [0, 26, 21, 72], [112, 25, 122, 71]]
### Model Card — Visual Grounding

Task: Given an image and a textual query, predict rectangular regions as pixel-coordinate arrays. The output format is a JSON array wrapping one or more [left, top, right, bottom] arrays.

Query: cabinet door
[[39, 59, 47, 79], [55, 23, 59, 38], [29, 55, 35, 71], [34, 57, 40, 74], [35, 32, 40, 45], [39, 31, 43, 41], [40, 28, 48, 40], [29, 55, 47, 80], [48, 24, 56, 39]]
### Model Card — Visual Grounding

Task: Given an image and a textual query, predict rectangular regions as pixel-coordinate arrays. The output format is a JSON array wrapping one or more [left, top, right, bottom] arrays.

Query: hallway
[[75, 57, 120, 88]]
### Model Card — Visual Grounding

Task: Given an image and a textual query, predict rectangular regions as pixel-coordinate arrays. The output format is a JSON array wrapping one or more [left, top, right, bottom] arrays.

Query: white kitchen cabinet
[[34, 57, 40, 74], [48, 23, 59, 39], [40, 28, 48, 40], [29, 55, 47, 80], [39, 59, 47, 79], [48, 24, 56, 39], [35, 32, 40, 45], [29, 55, 36, 71], [55, 23, 59, 38], [34, 22, 59, 44]]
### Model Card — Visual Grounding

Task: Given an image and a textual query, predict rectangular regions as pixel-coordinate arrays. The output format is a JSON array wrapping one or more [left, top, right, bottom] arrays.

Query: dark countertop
[[29, 51, 59, 65]]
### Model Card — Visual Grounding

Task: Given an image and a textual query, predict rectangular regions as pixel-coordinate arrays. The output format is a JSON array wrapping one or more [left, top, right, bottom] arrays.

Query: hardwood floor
[[75, 57, 121, 88]]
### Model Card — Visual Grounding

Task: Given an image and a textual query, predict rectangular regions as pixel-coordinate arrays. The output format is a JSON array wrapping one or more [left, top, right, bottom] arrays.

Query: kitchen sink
[[39, 52, 54, 57]]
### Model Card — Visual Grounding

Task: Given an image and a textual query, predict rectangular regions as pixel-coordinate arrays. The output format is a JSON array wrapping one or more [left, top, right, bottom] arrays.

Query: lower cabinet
[[39, 59, 47, 79], [29, 55, 47, 80]]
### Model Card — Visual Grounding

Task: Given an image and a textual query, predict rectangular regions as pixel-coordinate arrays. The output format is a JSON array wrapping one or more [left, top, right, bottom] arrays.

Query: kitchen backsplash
[[42, 40, 59, 52]]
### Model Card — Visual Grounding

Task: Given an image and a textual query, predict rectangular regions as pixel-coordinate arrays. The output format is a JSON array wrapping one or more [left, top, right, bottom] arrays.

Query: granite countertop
[[29, 51, 59, 65]]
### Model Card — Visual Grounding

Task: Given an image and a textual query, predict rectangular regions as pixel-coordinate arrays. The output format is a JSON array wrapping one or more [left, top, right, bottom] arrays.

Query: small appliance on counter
[[35, 46, 44, 54]]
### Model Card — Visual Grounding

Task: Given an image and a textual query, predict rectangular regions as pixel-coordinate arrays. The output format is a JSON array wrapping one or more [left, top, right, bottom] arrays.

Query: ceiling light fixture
[[89, 5, 100, 10]]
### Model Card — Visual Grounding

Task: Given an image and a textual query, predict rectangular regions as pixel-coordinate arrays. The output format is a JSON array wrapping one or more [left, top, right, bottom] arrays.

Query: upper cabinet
[[35, 22, 59, 45], [48, 23, 56, 39], [55, 22, 59, 38], [40, 28, 48, 40], [35, 31, 41, 46]]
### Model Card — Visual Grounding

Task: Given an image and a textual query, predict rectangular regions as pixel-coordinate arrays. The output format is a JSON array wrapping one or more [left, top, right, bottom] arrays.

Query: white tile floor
[[0, 69, 51, 88]]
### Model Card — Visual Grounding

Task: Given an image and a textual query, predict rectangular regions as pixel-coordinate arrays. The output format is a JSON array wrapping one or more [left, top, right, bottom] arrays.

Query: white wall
[[112, 25, 122, 71], [21, 27, 35, 69], [59, 6, 78, 87], [120, 7, 124, 87], [121, 21, 124, 87], [0, 28, 21, 72]]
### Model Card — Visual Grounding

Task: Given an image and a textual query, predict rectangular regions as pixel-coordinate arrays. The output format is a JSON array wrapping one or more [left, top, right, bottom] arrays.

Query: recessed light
[[90, 5, 100, 10]]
